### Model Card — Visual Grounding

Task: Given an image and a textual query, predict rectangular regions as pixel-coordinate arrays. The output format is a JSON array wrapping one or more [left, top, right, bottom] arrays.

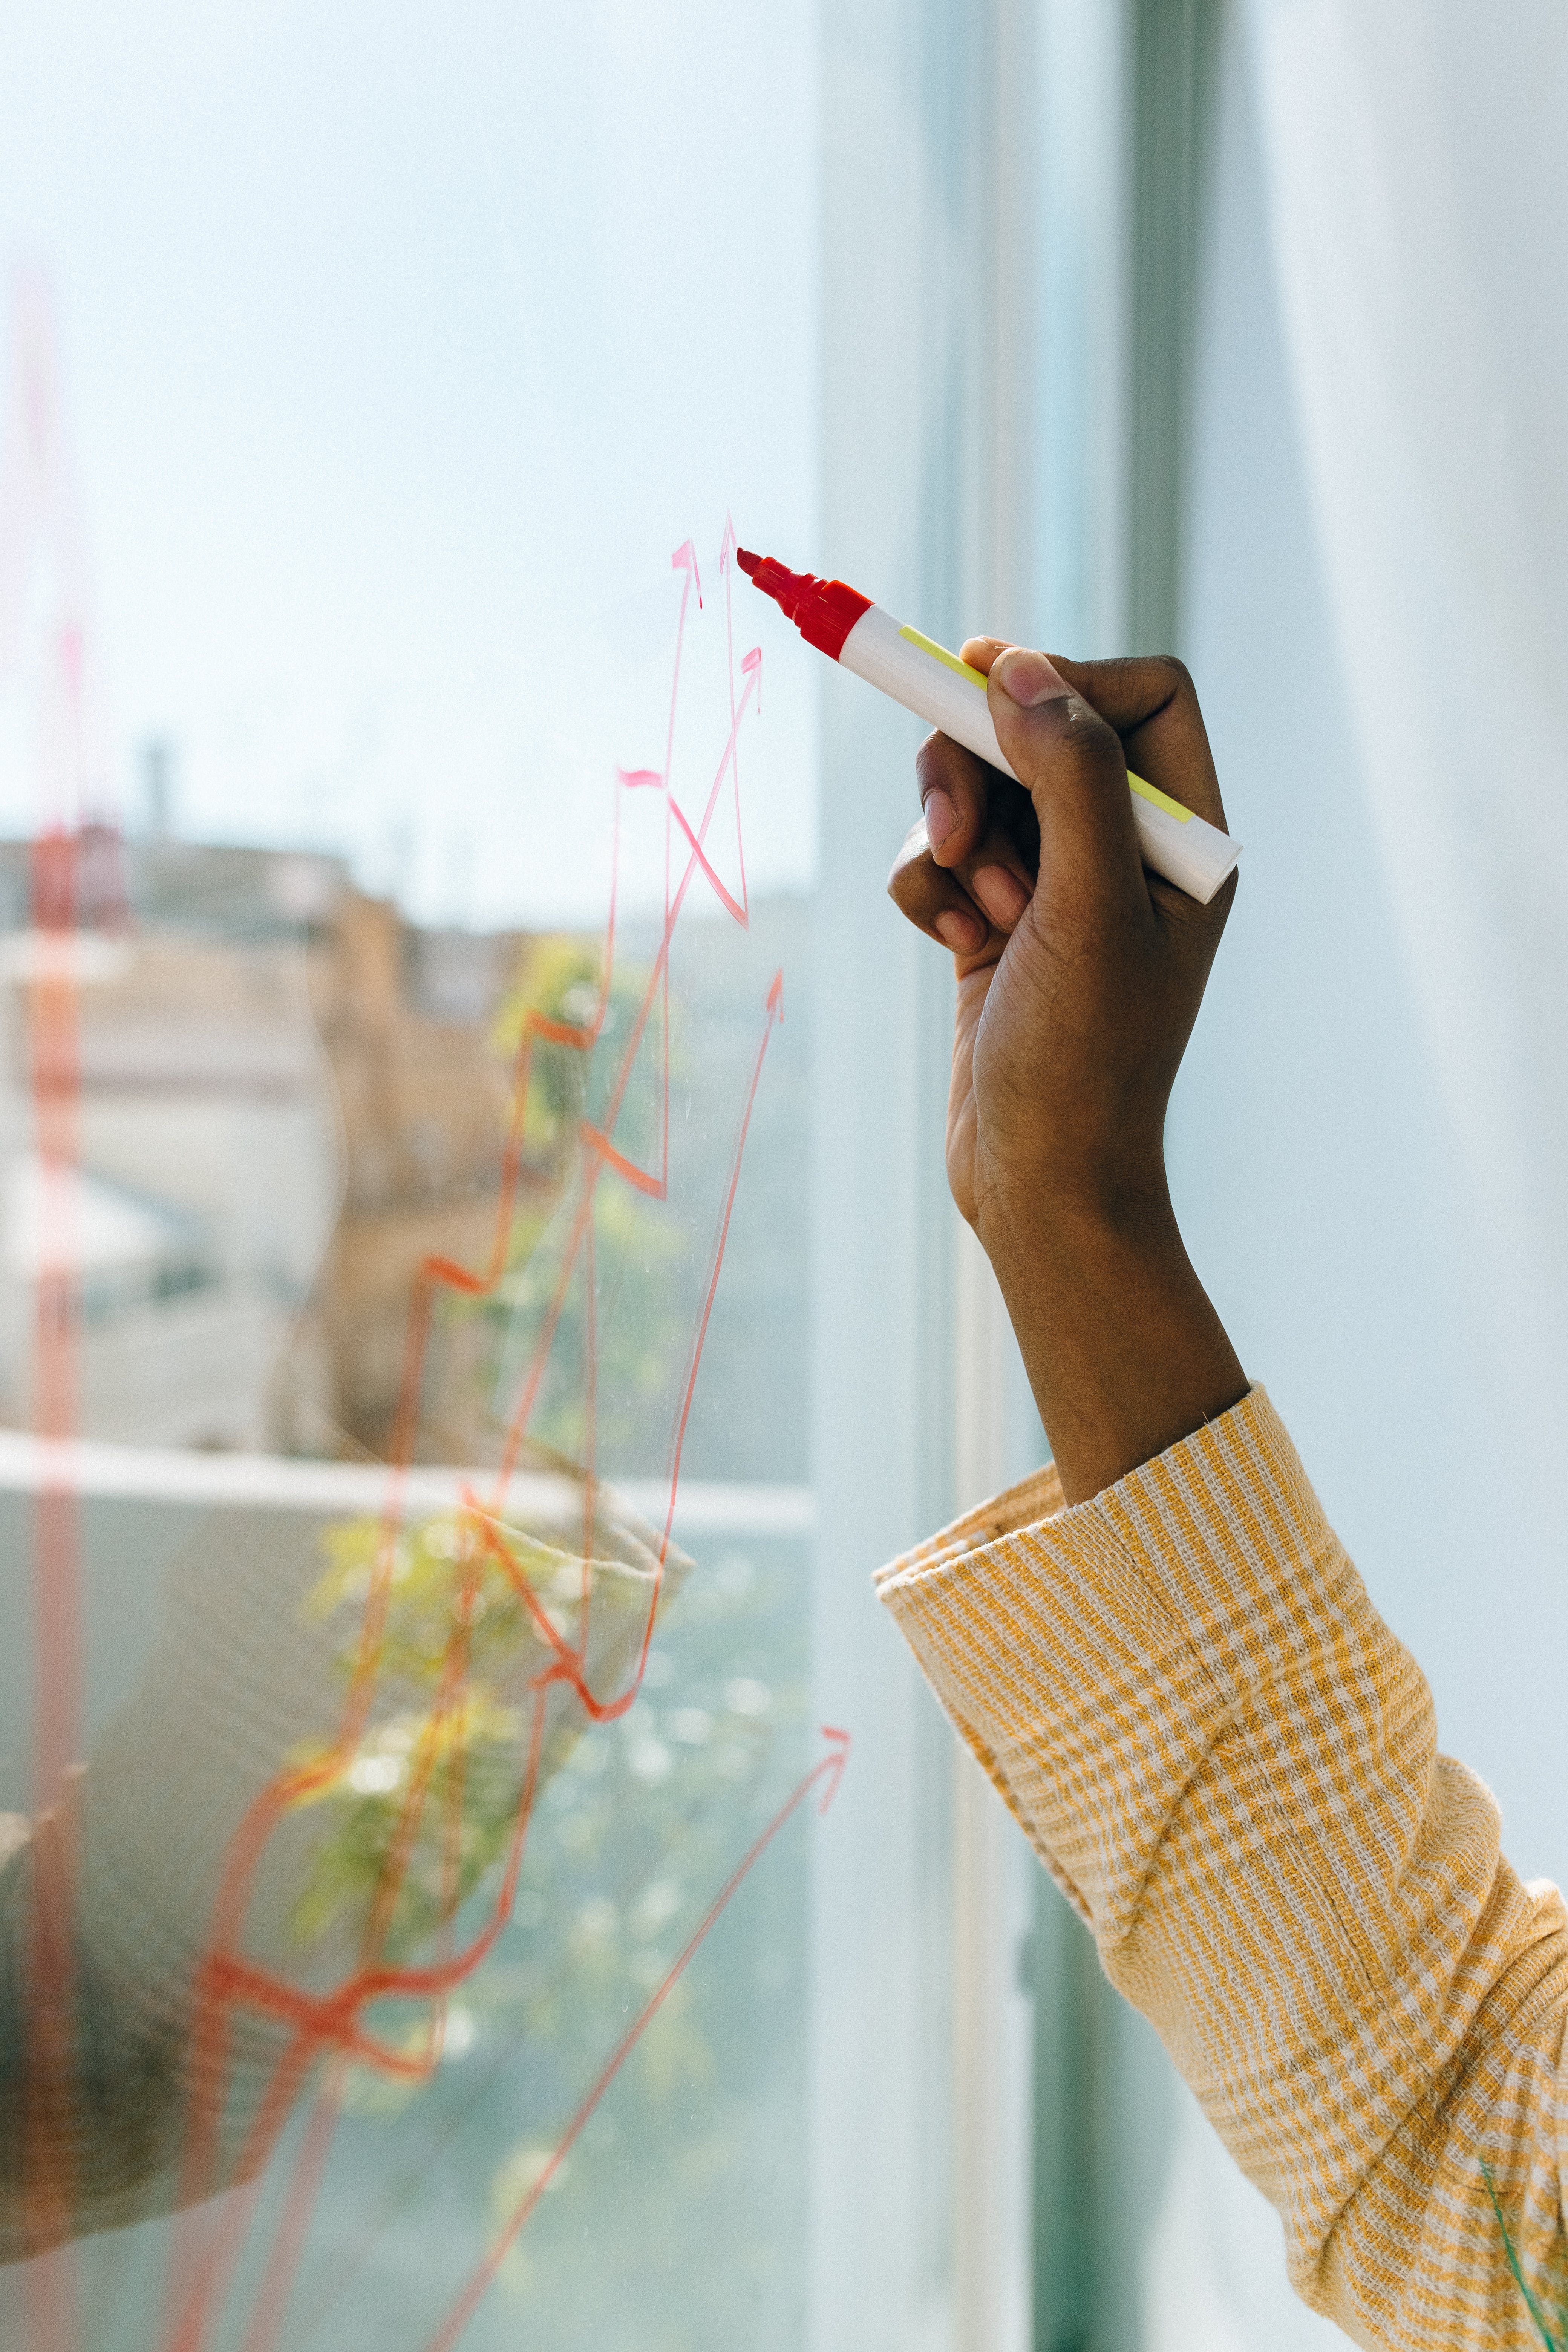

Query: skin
[[886, 640, 1248, 1506]]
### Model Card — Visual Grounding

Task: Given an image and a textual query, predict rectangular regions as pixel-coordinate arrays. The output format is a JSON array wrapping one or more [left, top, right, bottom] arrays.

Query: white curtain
[[1152, 8, 1568, 2341], [1248, 0, 1568, 1507]]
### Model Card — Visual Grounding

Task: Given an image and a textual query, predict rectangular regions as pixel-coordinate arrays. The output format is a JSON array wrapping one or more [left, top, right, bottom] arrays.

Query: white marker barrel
[[838, 603, 1240, 906]]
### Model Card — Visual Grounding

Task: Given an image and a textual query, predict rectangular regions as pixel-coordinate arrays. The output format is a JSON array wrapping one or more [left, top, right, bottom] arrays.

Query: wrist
[[974, 1163, 1178, 1285], [973, 1178, 1246, 1508]]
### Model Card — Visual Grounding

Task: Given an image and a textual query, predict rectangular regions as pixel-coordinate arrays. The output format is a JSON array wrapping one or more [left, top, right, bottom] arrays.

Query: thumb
[[986, 646, 1142, 896]]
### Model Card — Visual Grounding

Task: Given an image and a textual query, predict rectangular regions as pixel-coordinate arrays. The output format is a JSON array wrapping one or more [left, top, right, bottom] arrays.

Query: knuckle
[[914, 732, 954, 801], [1059, 703, 1126, 779], [1161, 862, 1238, 941], [1090, 652, 1193, 718], [887, 820, 934, 902], [915, 729, 978, 808]]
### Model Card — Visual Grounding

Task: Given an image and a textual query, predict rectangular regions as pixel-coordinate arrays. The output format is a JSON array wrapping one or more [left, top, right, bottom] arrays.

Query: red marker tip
[[733, 549, 871, 662]]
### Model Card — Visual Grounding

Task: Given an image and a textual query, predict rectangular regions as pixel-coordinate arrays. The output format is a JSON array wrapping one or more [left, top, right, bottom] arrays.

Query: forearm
[[978, 1179, 1247, 1506]]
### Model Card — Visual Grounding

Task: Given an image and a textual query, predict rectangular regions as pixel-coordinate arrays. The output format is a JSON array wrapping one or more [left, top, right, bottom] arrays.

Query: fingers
[[915, 731, 990, 868], [964, 635, 1147, 889], [1028, 651, 1225, 833], [888, 809, 1036, 963], [916, 727, 1041, 866], [901, 639, 1228, 954], [888, 818, 986, 955], [958, 854, 1031, 934], [900, 729, 1040, 956], [966, 640, 1226, 835], [905, 727, 1041, 956], [984, 650, 1146, 908]]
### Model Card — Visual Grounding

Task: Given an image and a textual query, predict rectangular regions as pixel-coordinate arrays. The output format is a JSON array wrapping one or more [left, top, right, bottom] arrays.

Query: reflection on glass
[[0, 254, 818, 2348]]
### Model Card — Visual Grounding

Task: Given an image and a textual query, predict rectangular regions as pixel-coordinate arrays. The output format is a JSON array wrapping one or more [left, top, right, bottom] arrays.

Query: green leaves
[[1482, 2162, 1568, 2350]]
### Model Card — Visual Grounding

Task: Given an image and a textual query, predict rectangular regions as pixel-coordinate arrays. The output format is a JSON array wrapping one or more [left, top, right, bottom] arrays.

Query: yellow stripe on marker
[[900, 623, 1194, 827], [899, 625, 991, 692], [1128, 772, 1192, 824]]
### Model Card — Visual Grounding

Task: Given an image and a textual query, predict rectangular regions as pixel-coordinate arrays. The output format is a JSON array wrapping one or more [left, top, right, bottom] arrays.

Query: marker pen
[[737, 550, 1240, 906]]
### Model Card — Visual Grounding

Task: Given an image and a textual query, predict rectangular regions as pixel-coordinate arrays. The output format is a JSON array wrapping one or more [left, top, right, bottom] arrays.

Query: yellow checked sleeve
[[877, 1387, 1568, 2349]]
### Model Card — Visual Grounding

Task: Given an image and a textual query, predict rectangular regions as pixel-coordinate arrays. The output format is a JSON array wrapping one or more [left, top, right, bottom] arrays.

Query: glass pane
[[0, 6, 822, 2345]]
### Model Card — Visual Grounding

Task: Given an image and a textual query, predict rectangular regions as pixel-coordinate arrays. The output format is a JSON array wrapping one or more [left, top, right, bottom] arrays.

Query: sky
[[0, 0, 821, 926]]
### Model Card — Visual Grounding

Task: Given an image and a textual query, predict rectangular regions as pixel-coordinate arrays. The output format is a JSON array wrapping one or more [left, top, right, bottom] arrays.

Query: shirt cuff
[[874, 1386, 1352, 1932]]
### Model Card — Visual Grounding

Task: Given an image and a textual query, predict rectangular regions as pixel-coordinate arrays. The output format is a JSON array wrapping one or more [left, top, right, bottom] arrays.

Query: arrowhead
[[766, 969, 784, 1018], [816, 1724, 851, 1813], [671, 537, 703, 608], [720, 513, 738, 571]]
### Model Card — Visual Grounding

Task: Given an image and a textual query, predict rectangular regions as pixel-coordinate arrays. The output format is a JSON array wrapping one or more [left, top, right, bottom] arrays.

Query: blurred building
[[0, 828, 811, 1478], [0, 844, 339, 1449], [290, 892, 543, 1463], [0, 834, 540, 1459]]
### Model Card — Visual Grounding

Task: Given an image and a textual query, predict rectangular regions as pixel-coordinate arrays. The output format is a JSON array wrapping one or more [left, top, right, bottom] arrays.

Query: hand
[[889, 643, 1232, 1230], [887, 643, 1248, 1502]]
